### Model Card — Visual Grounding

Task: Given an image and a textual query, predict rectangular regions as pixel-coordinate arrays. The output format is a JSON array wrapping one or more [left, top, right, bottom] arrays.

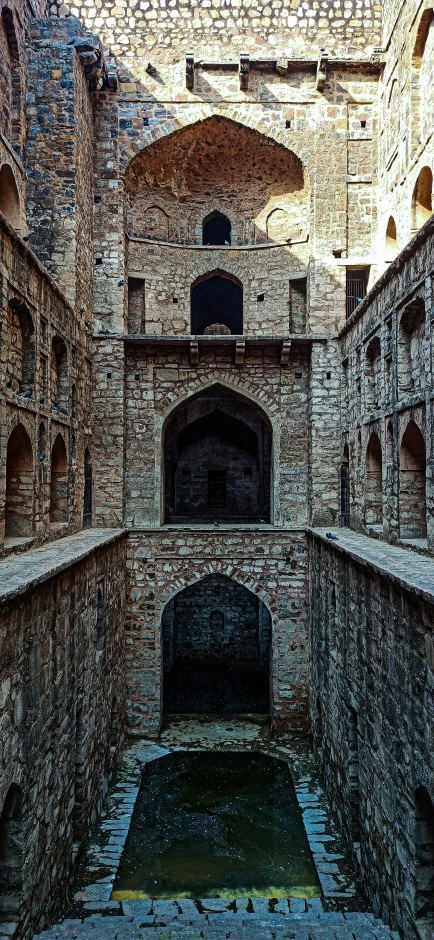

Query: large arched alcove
[[124, 115, 308, 244], [0, 165, 20, 231], [163, 384, 271, 523], [365, 432, 383, 528], [162, 574, 271, 714], [191, 271, 243, 334], [5, 424, 34, 538], [50, 433, 68, 524], [411, 166, 433, 232]]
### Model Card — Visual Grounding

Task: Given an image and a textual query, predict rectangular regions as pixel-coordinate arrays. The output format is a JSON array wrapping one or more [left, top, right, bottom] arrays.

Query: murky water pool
[[111, 751, 321, 900]]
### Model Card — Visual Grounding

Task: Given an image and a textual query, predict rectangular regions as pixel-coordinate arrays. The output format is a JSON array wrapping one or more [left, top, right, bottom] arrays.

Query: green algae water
[[111, 751, 321, 900]]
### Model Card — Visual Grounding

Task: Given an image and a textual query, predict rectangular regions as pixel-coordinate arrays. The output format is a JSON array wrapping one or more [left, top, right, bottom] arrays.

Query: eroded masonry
[[0, 0, 434, 936]]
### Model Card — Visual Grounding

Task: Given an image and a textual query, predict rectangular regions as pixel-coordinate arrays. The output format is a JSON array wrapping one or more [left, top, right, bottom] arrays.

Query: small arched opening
[[191, 272, 243, 334], [365, 432, 383, 528], [411, 167, 433, 232], [164, 384, 271, 523], [162, 573, 271, 714], [340, 443, 350, 526], [51, 336, 68, 413], [0, 165, 20, 231], [385, 216, 397, 262], [415, 786, 434, 928], [365, 336, 382, 411], [202, 211, 231, 246], [0, 783, 23, 923], [411, 9, 434, 148], [398, 299, 426, 397], [83, 448, 92, 528], [5, 424, 34, 538], [6, 302, 34, 394], [50, 433, 68, 524], [400, 421, 426, 538]]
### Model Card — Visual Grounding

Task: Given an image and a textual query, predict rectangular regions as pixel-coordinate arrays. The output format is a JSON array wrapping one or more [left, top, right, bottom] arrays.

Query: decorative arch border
[[154, 376, 280, 525], [120, 109, 311, 186], [190, 267, 243, 291]]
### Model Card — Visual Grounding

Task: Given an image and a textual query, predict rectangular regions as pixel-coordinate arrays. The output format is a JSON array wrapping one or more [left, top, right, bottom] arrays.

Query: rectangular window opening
[[208, 469, 226, 510], [346, 268, 368, 320]]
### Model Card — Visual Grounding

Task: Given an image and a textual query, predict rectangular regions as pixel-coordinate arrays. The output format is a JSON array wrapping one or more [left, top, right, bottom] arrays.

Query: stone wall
[[125, 527, 308, 734], [0, 529, 126, 937], [309, 528, 434, 939], [0, 212, 93, 552], [339, 214, 434, 550]]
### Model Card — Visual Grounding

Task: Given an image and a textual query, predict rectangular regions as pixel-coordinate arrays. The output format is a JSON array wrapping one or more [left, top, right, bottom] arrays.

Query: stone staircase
[[34, 897, 400, 940]]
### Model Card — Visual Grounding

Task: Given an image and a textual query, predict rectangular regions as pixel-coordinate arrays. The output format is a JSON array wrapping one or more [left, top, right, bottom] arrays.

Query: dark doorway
[[202, 212, 231, 246], [163, 574, 271, 714], [0, 784, 23, 923], [415, 786, 434, 926], [191, 274, 242, 334], [164, 386, 271, 523]]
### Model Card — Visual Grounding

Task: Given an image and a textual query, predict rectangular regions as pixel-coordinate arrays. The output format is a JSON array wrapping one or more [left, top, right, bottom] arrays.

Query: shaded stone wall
[[0, 212, 93, 552], [0, 530, 126, 937], [309, 528, 434, 939], [125, 527, 308, 735], [339, 215, 434, 549]]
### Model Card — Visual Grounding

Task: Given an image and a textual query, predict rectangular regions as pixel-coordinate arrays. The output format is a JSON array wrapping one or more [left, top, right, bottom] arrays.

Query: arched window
[[5, 424, 34, 538], [51, 337, 68, 413], [415, 786, 434, 927], [191, 272, 243, 334], [6, 302, 34, 394], [411, 167, 433, 232], [398, 299, 426, 397], [50, 434, 68, 524], [365, 432, 383, 528], [365, 336, 381, 411], [385, 216, 397, 262], [400, 421, 426, 539], [83, 448, 92, 528], [0, 783, 23, 922], [0, 165, 20, 231], [202, 212, 231, 246]]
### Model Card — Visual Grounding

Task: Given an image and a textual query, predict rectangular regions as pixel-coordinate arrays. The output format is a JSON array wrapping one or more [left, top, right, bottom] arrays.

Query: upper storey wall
[[55, 0, 382, 74]]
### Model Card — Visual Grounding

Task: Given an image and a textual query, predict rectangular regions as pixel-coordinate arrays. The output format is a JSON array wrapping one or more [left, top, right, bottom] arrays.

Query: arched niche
[[411, 167, 433, 232], [6, 301, 34, 393], [398, 299, 426, 397], [163, 384, 271, 523], [411, 9, 434, 147], [191, 271, 243, 334], [5, 424, 34, 538], [50, 433, 68, 524], [143, 205, 169, 241], [365, 336, 381, 411], [51, 336, 68, 412], [365, 432, 383, 528], [162, 573, 271, 714], [202, 211, 231, 245], [385, 216, 397, 262], [0, 165, 20, 231], [399, 421, 426, 539]]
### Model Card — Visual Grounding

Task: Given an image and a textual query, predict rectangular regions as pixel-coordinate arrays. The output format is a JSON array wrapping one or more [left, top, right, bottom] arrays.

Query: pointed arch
[[0, 165, 20, 231], [5, 424, 34, 538], [161, 572, 272, 715], [202, 211, 231, 246], [385, 216, 397, 262], [365, 431, 383, 527], [411, 167, 433, 232], [191, 270, 243, 334], [400, 420, 426, 538], [50, 433, 68, 524]]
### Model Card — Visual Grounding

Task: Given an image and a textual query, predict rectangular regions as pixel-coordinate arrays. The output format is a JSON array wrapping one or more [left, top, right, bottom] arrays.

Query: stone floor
[[33, 718, 400, 940]]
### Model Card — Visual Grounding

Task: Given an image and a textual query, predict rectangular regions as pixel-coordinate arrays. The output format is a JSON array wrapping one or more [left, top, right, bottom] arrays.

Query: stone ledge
[[0, 528, 125, 605], [307, 527, 434, 604]]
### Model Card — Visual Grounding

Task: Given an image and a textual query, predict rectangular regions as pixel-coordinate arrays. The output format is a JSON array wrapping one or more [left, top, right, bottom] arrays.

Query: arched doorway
[[191, 272, 243, 334], [0, 165, 20, 231], [411, 167, 433, 232], [50, 434, 68, 524], [5, 424, 34, 538], [400, 421, 426, 538], [162, 574, 271, 714], [202, 211, 231, 245], [163, 384, 271, 523], [365, 432, 383, 527], [385, 216, 397, 262]]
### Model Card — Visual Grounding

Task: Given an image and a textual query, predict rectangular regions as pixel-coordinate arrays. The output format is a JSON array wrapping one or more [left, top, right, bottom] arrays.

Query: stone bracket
[[235, 341, 246, 365], [186, 52, 195, 90], [190, 340, 199, 365], [280, 340, 291, 366], [316, 52, 328, 91], [239, 53, 250, 90]]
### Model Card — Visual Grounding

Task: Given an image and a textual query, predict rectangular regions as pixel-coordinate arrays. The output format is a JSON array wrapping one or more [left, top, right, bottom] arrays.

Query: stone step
[[34, 908, 400, 940]]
